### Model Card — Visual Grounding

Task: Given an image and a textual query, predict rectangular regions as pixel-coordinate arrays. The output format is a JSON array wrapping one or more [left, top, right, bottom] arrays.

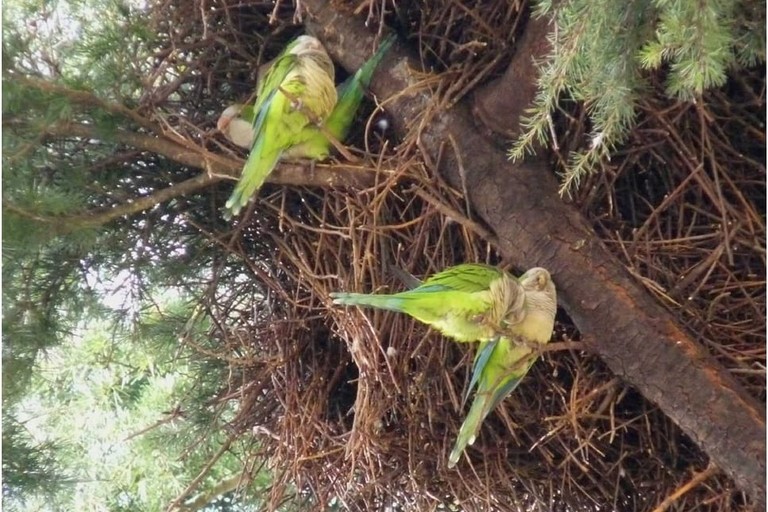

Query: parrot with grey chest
[[218, 35, 394, 166], [329, 264, 557, 467], [221, 35, 337, 217]]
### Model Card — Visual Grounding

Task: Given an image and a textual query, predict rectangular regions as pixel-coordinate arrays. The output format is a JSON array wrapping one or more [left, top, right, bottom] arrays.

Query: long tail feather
[[326, 34, 395, 140], [224, 137, 281, 217], [330, 292, 405, 312], [448, 392, 490, 468]]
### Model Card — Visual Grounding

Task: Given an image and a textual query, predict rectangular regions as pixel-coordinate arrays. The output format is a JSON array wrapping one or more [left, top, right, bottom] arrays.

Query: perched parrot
[[331, 264, 554, 343], [222, 35, 337, 217], [218, 34, 395, 159], [448, 267, 557, 467], [217, 104, 256, 149], [329, 264, 557, 467]]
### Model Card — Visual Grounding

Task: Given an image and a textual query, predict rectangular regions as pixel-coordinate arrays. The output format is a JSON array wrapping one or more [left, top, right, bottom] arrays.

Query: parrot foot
[[472, 314, 520, 341], [471, 313, 499, 330], [287, 158, 317, 173], [508, 334, 528, 347], [493, 327, 540, 350]]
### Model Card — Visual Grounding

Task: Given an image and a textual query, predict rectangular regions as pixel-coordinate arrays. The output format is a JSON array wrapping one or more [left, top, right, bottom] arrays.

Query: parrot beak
[[217, 114, 232, 132], [217, 105, 244, 133]]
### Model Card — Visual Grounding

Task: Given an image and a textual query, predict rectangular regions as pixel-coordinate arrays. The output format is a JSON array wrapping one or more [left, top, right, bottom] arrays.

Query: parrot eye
[[470, 313, 486, 324]]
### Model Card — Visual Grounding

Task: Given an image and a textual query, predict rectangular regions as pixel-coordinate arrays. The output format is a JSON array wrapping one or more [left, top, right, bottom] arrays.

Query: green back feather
[[224, 37, 336, 216], [284, 35, 396, 161], [422, 263, 505, 292], [330, 264, 506, 343]]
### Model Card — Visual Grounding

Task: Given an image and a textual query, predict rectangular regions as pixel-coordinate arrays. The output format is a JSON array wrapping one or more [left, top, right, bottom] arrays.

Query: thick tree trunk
[[471, 15, 551, 141], [303, 2, 766, 507]]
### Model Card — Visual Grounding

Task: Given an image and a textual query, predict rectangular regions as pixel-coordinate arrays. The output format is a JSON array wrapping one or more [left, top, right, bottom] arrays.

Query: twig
[[650, 463, 719, 512]]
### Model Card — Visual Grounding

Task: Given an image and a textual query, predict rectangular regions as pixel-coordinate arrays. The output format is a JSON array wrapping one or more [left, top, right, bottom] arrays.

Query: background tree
[[3, 0, 764, 510]]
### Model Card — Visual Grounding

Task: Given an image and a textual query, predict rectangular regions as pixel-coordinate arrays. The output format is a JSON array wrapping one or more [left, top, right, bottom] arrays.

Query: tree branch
[[8, 121, 380, 232], [14, 74, 158, 132]]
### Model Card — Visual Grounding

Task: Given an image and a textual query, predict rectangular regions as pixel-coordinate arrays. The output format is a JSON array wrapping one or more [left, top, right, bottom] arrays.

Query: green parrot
[[448, 267, 557, 467], [222, 35, 337, 217], [217, 103, 256, 149], [218, 34, 395, 159], [330, 264, 554, 343], [329, 264, 557, 467]]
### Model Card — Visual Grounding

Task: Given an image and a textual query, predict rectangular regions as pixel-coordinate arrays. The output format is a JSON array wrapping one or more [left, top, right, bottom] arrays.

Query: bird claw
[[472, 314, 516, 341], [509, 334, 528, 347]]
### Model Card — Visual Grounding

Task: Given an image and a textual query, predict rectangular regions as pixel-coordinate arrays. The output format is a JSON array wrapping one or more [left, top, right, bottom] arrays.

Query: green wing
[[284, 35, 395, 161], [449, 336, 536, 467], [423, 263, 506, 292], [471, 338, 534, 410], [224, 37, 337, 217], [250, 51, 299, 135], [253, 38, 303, 112], [224, 53, 300, 216], [463, 337, 498, 406]]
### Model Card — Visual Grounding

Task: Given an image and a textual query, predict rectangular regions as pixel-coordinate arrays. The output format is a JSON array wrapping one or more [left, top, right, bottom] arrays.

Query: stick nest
[[155, 1, 764, 510]]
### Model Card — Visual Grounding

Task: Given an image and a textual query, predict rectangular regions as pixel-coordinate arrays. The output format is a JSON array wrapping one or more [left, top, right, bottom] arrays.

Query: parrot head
[[217, 104, 244, 132], [519, 267, 558, 323], [217, 104, 256, 149], [519, 267, 555, 296], [495, 267, 557, 331]]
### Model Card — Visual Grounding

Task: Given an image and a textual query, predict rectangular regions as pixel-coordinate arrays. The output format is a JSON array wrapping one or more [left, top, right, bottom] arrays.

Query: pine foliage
[[509, 0, 766, 194]]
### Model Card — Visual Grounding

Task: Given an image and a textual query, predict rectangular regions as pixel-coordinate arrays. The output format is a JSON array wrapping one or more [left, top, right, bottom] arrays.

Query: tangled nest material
[[153, 0, 764, 510]]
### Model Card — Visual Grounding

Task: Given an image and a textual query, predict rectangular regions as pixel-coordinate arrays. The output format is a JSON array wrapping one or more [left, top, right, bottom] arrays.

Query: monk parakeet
[[329, 264, 557, 467], [217, 104, 256, 149], [218, 34, 395, 159], [448, 267, 556, 467], [222, 35, 337, 217], [330, 264, 553, 343]]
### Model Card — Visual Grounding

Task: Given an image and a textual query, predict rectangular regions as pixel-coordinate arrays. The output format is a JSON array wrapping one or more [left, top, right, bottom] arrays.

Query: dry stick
[[123, 406, 185, 442], [650, 463, 719, 512], [166, 432, 238, 511], [180, 473, 252, 511], [16, 120, 376, 231], [16, 74, 157, 132], [411, 187, 497, 245], [5, 171, 216, 234], [446, 133, 472, 220]]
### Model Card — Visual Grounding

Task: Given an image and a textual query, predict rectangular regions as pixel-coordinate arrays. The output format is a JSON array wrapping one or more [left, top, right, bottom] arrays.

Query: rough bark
[[471, 15, 552, 140], [302, 2, 766, 507]]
